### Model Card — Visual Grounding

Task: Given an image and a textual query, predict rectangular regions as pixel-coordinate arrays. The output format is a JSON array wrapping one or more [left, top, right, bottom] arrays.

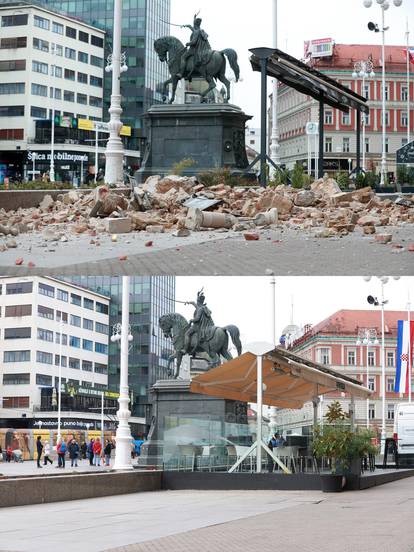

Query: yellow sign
[[78, 119, 94, 131], [120, 126, 131, 137]]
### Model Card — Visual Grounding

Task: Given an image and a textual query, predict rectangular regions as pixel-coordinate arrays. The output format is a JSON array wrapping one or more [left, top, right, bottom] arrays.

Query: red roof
[[308, 309, 413, 338], [311, 43, 409, 73]]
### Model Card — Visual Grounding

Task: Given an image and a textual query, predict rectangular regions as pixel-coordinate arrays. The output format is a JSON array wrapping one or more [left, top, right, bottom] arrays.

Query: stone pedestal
[[136, 103, 254, 182]]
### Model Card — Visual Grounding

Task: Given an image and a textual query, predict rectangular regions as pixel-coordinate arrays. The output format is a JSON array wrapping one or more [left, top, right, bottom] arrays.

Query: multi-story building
[[64, 276, 175, 428], [274, 309, 414, 437], [0, 2, 108, 182], [35, 0, 171, 153], [275, 43, 413, 178]]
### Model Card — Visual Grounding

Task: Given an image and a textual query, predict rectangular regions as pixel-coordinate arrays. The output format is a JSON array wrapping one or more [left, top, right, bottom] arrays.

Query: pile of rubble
[[0, 175, 413, 251]]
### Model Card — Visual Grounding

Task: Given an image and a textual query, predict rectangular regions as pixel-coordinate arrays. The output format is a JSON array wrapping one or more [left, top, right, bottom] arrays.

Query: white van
[[393, 403, 414, 466]]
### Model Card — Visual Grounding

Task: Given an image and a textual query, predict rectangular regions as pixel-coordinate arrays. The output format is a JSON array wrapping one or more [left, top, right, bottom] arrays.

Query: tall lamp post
[[104, 0, 128, 186], [269, 277, 278, 435], [356, 328, 379, 428], [111, 276, 134, 470], [269, 0, 280, 175], [364, 0, 403, 187], [352, 59, 375, 172]]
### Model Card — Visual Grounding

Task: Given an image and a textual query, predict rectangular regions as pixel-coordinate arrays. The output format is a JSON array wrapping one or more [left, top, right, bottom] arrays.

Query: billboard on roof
[[304, 38, 334, 59]]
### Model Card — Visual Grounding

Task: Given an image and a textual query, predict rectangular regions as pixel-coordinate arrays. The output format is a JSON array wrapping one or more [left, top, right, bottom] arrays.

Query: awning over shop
[[190, 346, 371, 409]]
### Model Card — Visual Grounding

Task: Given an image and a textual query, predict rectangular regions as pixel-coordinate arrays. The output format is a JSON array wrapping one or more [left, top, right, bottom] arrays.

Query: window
[[83, 339, 93, 351], [1, 14, 28, 27], [368, 351, 375, 367], [32, 60, 48, 74], [3, 397, 29, 408], [364, 111, 370, 126], [365, 138, 370, 153], [90, 55, 103, 68], [342, 112, 350, 125], [31, 83, 47, 97], [38, 305, 54, 320], [78, 51, 88, 63], [0, 82, 25, 95], [55, 332, 67, 345], [55, 355, 67, 367], [0, 105, 25, 117], [37, 328, 53, 342], [5, 304, 32, 317], [70, 314, 81, 327], [0, 36, 27, 49], [385, 138, 389, 154], [401, 111, 408, 127], [64, 69, 75, 81], [82, 360, 93, 372], [3, 373, 30, 385], [84, 297, 94, 310], [0, 128, 24, 140], [36, 351, 53, 365], [31, 106, 47, 119], [65, 47, 76, 60], [52, 66, 62, 78], [66, 26, 76, 39], [34, 15, 49, 30], [69, 357, 80, 370], [384, 85, 389, 101], [4, 327, 31, 339], [387, 378, 395, 392], [77, 93, 87, 105], [363, 84, 370, 100], [33, 37, 49, 52], [387, 351, 395, 368], [52, 22, 64, 35], [83, 318, 94, 331], [342, 137, 350, 153], [39, 282, 55, 297], [56, 310, 68, 323], [71, 293, 81, 306], [90, 75, 103, 87], [318, 348, 330, 365], [324, 138, 332, 153], [95, 322, 109, 335], [82, 381, 92, 388], [95, 363, 107, 374], [347, 350, 356, 366], [324, 110, 333, 125], [57, 289, 68, 302], [69, 336, 80, 348], [77, 72, 88, 84], [79, 31, 89, 43], [0, 60, 26, 71], [95, 342, 108, 355], [89, 96, 102, 108], [96, 302, 108, 314], [401, 86, 408, 102], [94, 383, 107, 391], [382, 110, 389, 127], [6, 282, 33, 294], [63, 90, 75, 103], [4, 350, 30, 362], [387, 403, 395, 420], [36, 374, 53, 386], [369, 403, 375, 420], [51, 44, 63, 56], [368, 376, 375, 391], [91, 35, 104, 48]]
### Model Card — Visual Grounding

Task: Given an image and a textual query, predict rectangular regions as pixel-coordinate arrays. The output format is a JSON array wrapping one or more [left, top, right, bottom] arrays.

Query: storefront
[[25, 150, 92, 184]]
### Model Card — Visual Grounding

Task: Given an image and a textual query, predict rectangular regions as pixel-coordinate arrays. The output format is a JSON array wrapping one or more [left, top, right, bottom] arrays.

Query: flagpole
[[408, 292, 412, 403], [406, 18, 410, 145]]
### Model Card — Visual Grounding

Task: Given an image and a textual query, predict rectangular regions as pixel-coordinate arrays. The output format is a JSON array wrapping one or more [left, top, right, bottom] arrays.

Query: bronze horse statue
[[159, 312, 242, 379], [154, 36, 240, 104]]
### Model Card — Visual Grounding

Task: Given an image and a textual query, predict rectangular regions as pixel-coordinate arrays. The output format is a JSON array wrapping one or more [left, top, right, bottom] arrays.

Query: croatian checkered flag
[[395, 320, 414, 394]]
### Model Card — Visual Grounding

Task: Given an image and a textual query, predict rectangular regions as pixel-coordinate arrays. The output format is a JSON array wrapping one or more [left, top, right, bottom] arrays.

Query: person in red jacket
[[92, 437, 102, 466]]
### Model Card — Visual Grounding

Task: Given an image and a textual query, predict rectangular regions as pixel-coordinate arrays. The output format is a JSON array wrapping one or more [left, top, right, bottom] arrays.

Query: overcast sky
[[175, 277, 413, 350], [171, 0, 414, 124]]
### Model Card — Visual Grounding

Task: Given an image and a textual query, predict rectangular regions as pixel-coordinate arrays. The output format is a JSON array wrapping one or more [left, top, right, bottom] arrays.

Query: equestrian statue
[[154, 13, 240, 104], [159, 289, 242, 379]]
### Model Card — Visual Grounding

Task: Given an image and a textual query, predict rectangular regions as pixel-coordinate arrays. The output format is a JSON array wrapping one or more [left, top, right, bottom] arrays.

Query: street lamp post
[[112, 276, 134, 470], [364, 0, 403, 186], [32, 153, 36, 181], [352, 59, 375, 172], [104, 0, 128, 186], [356, 328, 379, 428], [269, 0, 280, 175]]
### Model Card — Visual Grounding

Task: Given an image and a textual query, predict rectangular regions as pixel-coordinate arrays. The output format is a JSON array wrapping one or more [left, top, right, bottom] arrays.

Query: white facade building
[[0, 3, 105, 181], [0, 276, 110, 418], [245, 127, 261, 154]]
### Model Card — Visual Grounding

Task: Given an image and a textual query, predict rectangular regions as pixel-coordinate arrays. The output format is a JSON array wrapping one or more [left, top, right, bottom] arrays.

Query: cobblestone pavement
[[0, 226, 412, 276], [0, 478, 413, 552]]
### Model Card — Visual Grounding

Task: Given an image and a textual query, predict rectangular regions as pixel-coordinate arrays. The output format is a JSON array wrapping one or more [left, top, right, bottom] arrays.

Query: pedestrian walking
[[87, 439, 95, 466], [6, 446, 12, 462], [93, 437, 102, 466], [68, 438, 80, 467], [36, 436, 43, 468], [80, 441, 87, 460], [56, 438, 66, 468], [43, 441, 53, 465], [103, 440, 112, 467]]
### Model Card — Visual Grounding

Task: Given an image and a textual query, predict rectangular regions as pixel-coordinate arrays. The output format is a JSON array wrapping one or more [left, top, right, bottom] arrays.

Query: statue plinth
[[136, 103, 255, 183]]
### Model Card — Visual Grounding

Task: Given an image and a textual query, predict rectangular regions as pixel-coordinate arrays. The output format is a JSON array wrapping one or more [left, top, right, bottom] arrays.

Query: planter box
[[320, 474, 345, 493]]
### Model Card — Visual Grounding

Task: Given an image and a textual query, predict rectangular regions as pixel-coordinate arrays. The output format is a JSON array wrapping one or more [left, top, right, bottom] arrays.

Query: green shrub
[[335, 171, 350, 190], [171, 158, 196, 176], [291, 162, 305, 189], [197, 168, 254, 188], [397, 165, 408, 185], [269, 168, 290, 188], [6, 180, 73, 191]]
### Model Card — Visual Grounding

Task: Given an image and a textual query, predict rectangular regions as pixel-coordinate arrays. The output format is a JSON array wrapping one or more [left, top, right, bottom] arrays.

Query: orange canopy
[[190, 347, 371, 409]]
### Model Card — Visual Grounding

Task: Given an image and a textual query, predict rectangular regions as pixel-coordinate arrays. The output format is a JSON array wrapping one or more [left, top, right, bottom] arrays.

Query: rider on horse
[[185, 290, 215, 355], [177, 14, 212, 80]]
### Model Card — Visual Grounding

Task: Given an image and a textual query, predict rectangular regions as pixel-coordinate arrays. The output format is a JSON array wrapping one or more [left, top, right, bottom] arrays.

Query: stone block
[[104, 217, 132, 234]]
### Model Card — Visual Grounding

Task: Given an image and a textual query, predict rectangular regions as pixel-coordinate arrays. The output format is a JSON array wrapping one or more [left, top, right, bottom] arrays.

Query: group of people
[[35, 436, 114, 469]]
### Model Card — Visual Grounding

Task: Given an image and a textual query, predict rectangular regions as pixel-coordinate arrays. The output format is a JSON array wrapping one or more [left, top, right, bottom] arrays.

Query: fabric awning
[[190, 347, 371, 409]]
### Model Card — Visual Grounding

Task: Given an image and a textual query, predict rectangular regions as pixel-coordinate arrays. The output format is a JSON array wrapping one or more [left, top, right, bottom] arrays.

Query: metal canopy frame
[[249, 47, 369, 183]]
